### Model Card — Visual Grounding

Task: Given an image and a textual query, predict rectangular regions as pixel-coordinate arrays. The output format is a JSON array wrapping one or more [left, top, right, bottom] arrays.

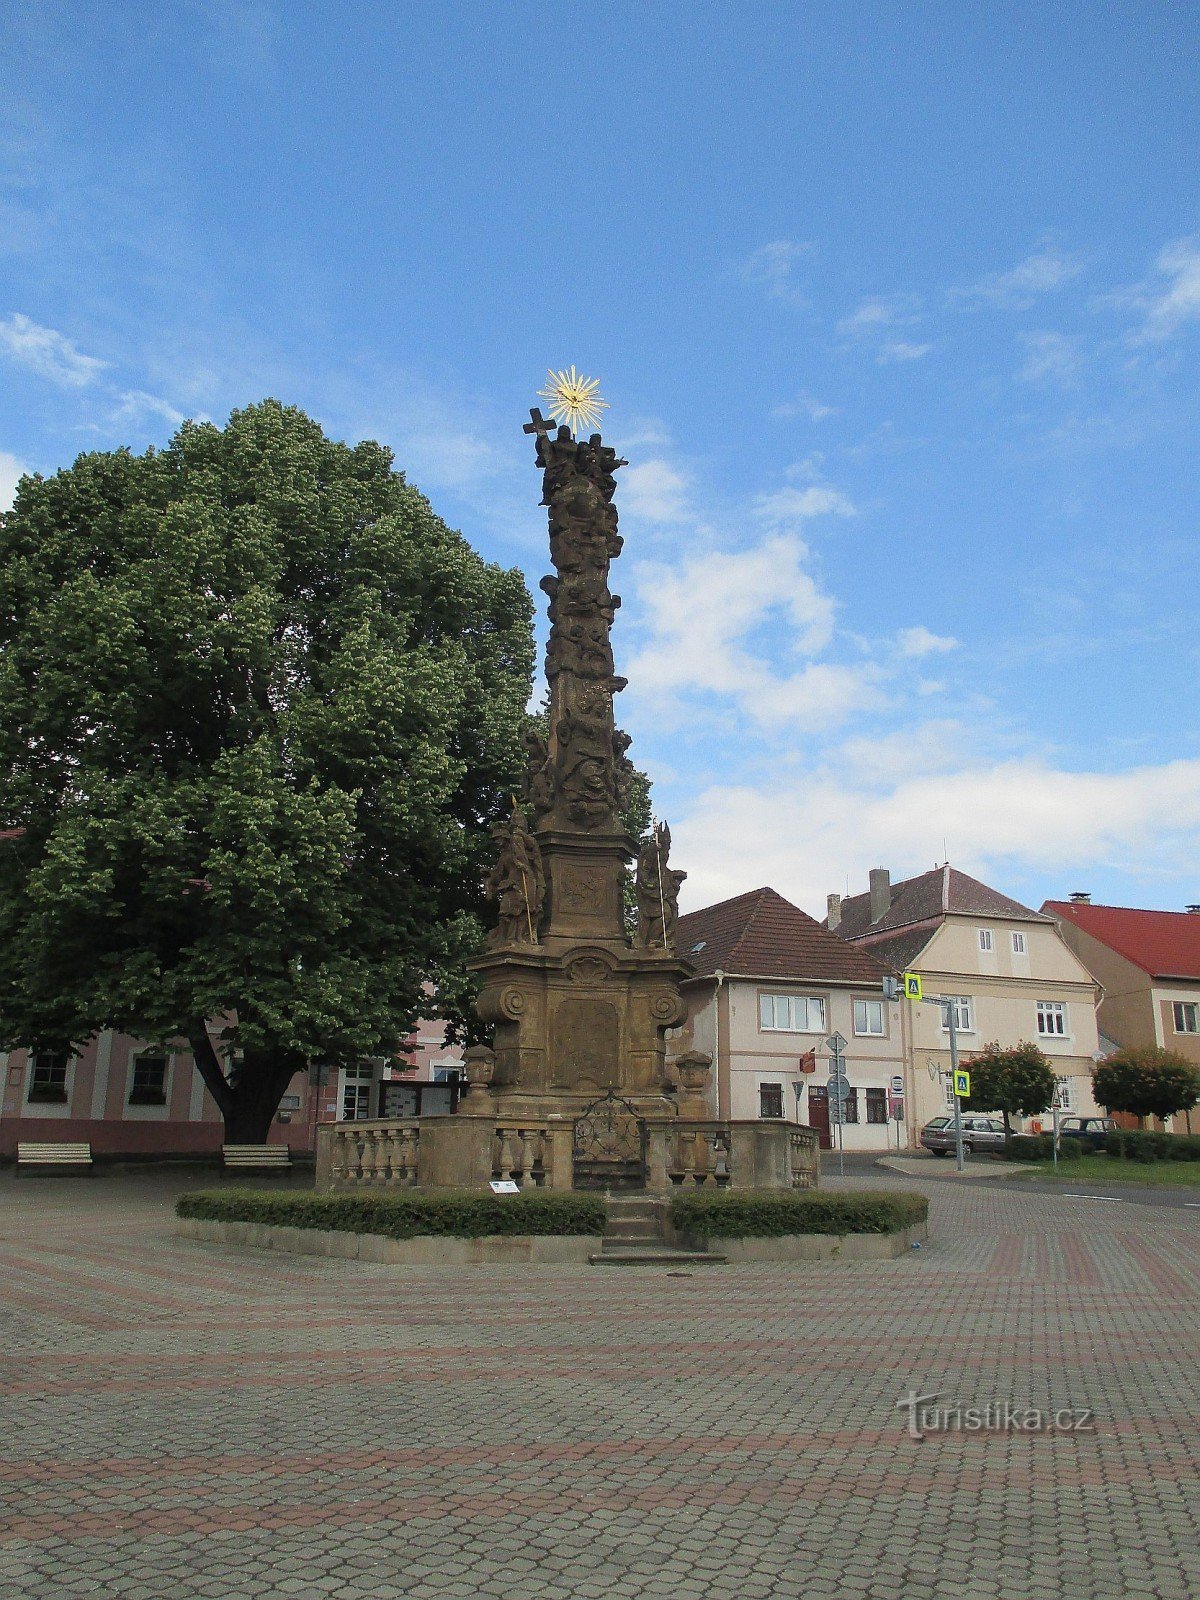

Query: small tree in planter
[[962, 1040, 1058, 1139], [1092, 1048, 1200, 1131]]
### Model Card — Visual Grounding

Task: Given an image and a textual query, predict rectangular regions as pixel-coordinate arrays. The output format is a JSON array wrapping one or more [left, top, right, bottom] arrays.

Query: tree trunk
[[188, 1023, 305, 1144]]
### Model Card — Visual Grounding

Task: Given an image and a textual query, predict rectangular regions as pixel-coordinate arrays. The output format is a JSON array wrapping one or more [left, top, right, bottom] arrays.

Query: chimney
[[1069, 892, 1091, 905], [869, 867, 891, 926], [826, 893, 842, 930]]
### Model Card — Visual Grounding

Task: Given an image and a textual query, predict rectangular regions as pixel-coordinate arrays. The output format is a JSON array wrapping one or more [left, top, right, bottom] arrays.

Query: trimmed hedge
[[1106, 1130, 1200, 1163], [176, 1188, 608, 1238], [670, 1189, 928, 1239], [1004, 1134, 1053, 1161]]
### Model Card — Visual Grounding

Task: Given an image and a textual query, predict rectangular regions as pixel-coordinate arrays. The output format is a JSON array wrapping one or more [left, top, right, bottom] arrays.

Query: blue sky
[[3, 1, 1200, 917]]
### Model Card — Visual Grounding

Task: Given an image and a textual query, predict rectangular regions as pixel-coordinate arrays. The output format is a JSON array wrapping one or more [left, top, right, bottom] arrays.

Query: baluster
[[332, 1129, 349, 1184], [360, 1129, 378, 1184], [496, 1129, 515, 1180], [530, 1128, 547, 1186], [377, 1129, 394, 1184], [693, 1132, 712, 1185], [675, 1129, 695, 1184]]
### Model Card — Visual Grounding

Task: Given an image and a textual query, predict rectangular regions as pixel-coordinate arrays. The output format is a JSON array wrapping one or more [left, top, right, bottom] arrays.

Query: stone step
[[602, 1221, 664, 1244], [588, 1248, 726, 1267], [605, 1198, 663, 1219]]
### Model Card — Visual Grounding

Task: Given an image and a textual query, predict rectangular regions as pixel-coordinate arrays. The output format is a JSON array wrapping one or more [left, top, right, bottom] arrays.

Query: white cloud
[[621, 458, 691, 523], [837, 296, 912, 335], [754, 484, 856, 529], [0, 312, 107, 387], [0, 450, 27, 510], [109, 389, 188, 429], [896, 626, 959, 659], [740, 240, 809, 306], [672, 756, 1200, 916], [877, 340, 931, 364], [1133, 238, 1200, 343], [771, 393, 837, 422], [1018, 331, 1082, 386], [625, 527, 883, 733], [958, 245, 1082, 307]]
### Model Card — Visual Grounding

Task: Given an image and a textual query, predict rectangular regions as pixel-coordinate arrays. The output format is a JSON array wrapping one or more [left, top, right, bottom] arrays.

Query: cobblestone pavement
[[2, 1170, 1198, 1600]]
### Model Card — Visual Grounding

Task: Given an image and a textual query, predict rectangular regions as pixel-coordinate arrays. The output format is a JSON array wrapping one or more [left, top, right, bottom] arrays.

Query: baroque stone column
[[469, 411, 692, 1121]]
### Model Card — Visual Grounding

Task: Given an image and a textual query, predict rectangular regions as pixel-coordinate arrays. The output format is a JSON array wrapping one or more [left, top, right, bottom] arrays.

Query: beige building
[[1043, 895, 1200, 1133], [670, 888, 906, 1151], [830, 866, 1103, 1141]]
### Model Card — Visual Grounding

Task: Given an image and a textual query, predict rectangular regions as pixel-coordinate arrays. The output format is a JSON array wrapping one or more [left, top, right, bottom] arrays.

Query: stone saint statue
[[635, 821, 686, 952], [484, 809, 545, 946]]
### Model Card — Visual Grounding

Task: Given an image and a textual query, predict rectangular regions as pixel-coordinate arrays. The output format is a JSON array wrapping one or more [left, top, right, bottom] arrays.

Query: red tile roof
[[677, 887, 889, 986], [1043, 900, 1200, 981]]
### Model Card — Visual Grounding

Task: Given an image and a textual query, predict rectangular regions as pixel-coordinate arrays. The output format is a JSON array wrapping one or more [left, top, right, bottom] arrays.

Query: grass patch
[[670, 1189, 928, 1238], [1012, 1156, 1200, 1188], [177, 1188, 608, 1237]]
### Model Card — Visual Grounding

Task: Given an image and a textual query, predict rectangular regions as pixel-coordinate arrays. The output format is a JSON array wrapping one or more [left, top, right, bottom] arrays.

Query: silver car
[[920, 1114, 1007, 1156]]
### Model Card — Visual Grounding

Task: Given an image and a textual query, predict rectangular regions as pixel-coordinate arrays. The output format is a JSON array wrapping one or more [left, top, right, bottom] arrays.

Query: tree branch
[[188, 1020, 233, 1119]]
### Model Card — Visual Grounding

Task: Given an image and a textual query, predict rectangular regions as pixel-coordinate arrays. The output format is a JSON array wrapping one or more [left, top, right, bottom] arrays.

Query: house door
[[807, 1085, 832, 1150]]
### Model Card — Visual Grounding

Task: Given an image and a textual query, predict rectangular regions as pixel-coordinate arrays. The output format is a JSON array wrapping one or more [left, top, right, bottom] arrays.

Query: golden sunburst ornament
[[537, 365, 609, 436]]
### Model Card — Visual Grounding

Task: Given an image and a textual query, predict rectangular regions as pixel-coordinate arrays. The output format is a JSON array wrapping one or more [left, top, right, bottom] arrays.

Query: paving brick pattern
[[2, 1170, 1198, 1599]]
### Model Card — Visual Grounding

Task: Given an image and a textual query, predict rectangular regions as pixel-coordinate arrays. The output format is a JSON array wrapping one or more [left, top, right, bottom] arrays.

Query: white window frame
[[941, 997, 973, 1034], [1011, 931, 1027, 955], [759, 993, 826, 1034], [1172, 1001, 1199, 1034], [853, 998, 885, 1036], [1036, 1000, 1067, 1037], [27, 1051, 72, 1109], [978, 929, 994, 952], [1054, 1077, 1074, 1111], [340, 1063, 374, 1121]]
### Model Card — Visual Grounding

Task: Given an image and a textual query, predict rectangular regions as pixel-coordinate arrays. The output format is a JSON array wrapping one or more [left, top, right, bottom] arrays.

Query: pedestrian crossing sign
[[902, 972, 923, 1000], [953, 1070, 971, 1098]]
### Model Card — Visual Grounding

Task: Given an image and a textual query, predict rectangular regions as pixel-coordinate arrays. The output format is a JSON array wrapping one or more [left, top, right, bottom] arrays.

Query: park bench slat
[[17, 1142, 93, 1166], [222, 1144, 292, 1168]]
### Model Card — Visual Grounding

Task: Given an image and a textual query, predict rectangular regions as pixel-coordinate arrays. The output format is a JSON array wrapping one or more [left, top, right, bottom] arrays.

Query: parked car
[[1056, 1116, 1117, 1145], [920, 1115, 1007, 1156]]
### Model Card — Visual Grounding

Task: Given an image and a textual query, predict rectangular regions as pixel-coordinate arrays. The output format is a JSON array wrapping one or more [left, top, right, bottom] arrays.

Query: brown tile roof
[[676, 887, 889, 986], [833, 865, 1049, 941], [1043, 900, 1200, 982]]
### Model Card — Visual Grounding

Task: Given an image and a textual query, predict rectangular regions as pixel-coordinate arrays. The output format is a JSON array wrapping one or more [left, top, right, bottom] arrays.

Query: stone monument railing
[[316, 1112, 819, 1193]]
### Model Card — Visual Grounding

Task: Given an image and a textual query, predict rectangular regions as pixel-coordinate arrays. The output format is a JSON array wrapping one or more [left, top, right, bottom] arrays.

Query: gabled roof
[[834, 865, 1049, 941], [1043, 900, 1200, 982], [676, 887, 888, 986]]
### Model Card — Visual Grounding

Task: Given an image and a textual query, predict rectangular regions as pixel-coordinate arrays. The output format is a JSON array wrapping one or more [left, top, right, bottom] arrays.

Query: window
[[279, 1093, 302, 1111], [1173, 1001, 1199, 1034], [758, 1083, 784, 1119], [978, 929, 994, 952], [1054, 1077, 1074, 1111], [853, 999, 885, 1036], [341, 1063, 373, 1121], [1011, 932, 1027, 955], [1036, 1000, 1067, 1037], [129, 1053, 168, 1106], [941, 997, 973, 1033], [865, 1087, 888, 1124], [27, 1052, 69, 1104], [840, 1089, 859, 1124], [759, 993, 826, 1033]]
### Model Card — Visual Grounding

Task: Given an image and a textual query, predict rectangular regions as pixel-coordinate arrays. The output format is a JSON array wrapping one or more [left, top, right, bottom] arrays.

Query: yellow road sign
[[902, 972, 923, 1000], [953, 1069, 971, 1098]]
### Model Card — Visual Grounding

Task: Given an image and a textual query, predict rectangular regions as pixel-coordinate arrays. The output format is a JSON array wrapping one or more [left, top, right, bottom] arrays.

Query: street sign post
[[918, 993, 966, 1172], [825, 1033, 849, 1178]]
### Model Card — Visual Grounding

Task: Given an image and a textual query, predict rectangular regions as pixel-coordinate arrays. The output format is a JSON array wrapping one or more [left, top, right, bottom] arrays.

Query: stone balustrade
[[318, 1119, 421, 1190], [315, 1110, 819, 1194], [491, 1124, 554, 1188]]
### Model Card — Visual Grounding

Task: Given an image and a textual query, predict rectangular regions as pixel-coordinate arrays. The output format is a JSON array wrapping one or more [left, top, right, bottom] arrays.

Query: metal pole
[[946, 999, 965, 1173], [1052, 1095, 1059, 1169]]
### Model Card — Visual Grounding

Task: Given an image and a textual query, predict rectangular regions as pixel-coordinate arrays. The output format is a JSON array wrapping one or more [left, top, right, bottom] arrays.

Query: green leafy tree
[[1092, 1047, 1200, 1129], [963, 1039, 1058, 1137], [0, 401, 534, 1141]]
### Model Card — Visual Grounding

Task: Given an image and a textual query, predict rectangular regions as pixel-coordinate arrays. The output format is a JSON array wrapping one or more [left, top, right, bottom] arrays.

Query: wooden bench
[[16, 1141, 94, 1175], [222, 1144, 292, 1172]]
